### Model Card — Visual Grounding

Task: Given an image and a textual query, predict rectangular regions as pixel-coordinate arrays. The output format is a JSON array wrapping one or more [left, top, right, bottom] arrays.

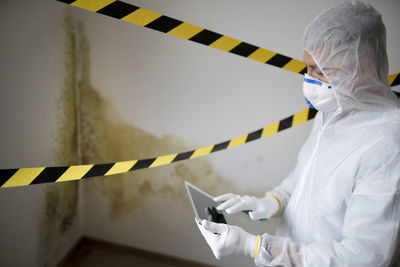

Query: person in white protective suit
[[196, 1, 400, 266]]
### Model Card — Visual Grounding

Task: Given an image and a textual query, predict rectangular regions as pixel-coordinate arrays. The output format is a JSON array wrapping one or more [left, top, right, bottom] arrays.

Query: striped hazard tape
[[56, 0, 400, 87], [0, 108, 318, 188], [2, 90, 400, 189], [56, 0, 307, 75]]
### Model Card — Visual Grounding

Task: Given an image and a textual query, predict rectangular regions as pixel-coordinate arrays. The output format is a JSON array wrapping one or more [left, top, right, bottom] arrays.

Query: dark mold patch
[[52, 11, 233, 225], [40, 11, 80, 266]]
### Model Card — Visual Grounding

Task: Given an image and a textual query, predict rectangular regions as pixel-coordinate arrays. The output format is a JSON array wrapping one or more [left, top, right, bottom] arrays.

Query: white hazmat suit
[[256, 1, 400, 266], [197, 1, 400, 267]]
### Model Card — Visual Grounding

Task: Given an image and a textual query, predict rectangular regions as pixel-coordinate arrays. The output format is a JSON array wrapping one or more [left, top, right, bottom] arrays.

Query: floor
[[59, 237, 215, 267]]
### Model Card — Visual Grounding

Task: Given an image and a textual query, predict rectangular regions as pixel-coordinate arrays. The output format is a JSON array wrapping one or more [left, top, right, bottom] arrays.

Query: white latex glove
[[196, 219, 259, 260], [214, 193, 280, 220]]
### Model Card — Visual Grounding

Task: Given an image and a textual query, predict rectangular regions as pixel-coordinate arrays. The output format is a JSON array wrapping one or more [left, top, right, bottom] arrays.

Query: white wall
[[0, 0, 399, 266]]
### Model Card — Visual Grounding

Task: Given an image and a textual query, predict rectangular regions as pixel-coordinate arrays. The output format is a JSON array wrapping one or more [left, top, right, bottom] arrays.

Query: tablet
[[184, 181, 226, 224]]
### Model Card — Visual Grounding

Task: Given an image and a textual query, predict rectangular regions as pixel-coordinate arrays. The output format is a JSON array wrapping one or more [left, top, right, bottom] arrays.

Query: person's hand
[[214, 193, 280, 220], [196, 219, 259, 260]]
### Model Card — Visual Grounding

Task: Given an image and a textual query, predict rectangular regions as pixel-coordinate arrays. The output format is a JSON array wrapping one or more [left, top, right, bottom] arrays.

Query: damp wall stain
[[63, 16, 234, 220], [39, 11, 80, 266]]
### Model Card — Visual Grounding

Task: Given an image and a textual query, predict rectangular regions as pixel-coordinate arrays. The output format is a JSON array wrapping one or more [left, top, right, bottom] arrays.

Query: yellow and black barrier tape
[[56, 0, 307, 75], [2, 92, 399, 188], [0, 108, 318, 188], [55, 0, 400, 87]]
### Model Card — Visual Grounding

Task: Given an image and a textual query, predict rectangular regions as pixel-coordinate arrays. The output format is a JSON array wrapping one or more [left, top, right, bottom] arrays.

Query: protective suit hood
[[302, 0, 400, 112]]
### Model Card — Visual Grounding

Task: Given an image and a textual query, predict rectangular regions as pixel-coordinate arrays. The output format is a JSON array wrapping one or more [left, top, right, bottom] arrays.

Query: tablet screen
[[185, 181, 226, 224]]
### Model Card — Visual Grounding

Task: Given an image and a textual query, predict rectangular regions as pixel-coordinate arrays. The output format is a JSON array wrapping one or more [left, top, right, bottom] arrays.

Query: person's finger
[[216, 196, 240, 211], [196, 219, 216, 240], [202, 220, 226, 234], [249, 210, 268, 221], [225, 200, 254, 214], [213, 193, 237, 202]]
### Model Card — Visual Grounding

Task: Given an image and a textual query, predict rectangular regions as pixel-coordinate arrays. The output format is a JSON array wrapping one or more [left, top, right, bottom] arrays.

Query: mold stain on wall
[[40, 12, 80, 266], [75, 23, 233, 220], [55, 11, 234, 226]]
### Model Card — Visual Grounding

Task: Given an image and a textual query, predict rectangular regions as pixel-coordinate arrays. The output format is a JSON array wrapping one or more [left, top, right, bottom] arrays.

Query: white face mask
[[302, 73, 338, 112]]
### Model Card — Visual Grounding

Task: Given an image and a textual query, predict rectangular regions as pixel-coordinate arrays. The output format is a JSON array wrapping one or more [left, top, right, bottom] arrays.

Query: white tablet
[[184, 181, 226, 224]]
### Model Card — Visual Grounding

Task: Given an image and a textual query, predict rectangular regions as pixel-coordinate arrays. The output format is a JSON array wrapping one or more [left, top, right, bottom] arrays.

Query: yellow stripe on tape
[[2, 167, 45, 187], [121, 8, 162, 27], [167, 22, 203, 40], [247, 48, 276, 63], [71, 0, 116, 12], [261, 121, 280, 138], [282, 59, 306, 73], [209, 36, 242, 52], [227, 134, 248, 149], [150, 154, 177, 168], [191, 145, 214, 159], [105, 161, 137, 176], [57, 165, 94, 182], [292, 108, 310, 127], [388, 73, 398, 85]]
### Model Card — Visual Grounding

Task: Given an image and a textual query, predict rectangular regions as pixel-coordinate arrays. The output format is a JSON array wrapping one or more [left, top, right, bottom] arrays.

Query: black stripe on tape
[[266, 54, 292, 67], [394, 91, 400, 98], [307, 109, 318, 120], [278, 116, 294, 131], [31, 167, 69, 184], [56, 0, 76, 4], [82, 164, 114, 178], [146, 16, 183, 33], [97, 1, 139, 19], [172, 151, 194, 162], [230, 42, 259, 57], [189, 30, 222, 46], [246, 129, 263, 143], [130, 158, 156, 170], [392, 75, 400, 87], [211, 141, 230, 153], [299, 67, 307, 75], [0, 169, 19, 187]]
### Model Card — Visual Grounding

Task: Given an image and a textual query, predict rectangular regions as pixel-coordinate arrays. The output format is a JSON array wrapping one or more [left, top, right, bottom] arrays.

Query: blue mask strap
[[305, 97, 315, 109]]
